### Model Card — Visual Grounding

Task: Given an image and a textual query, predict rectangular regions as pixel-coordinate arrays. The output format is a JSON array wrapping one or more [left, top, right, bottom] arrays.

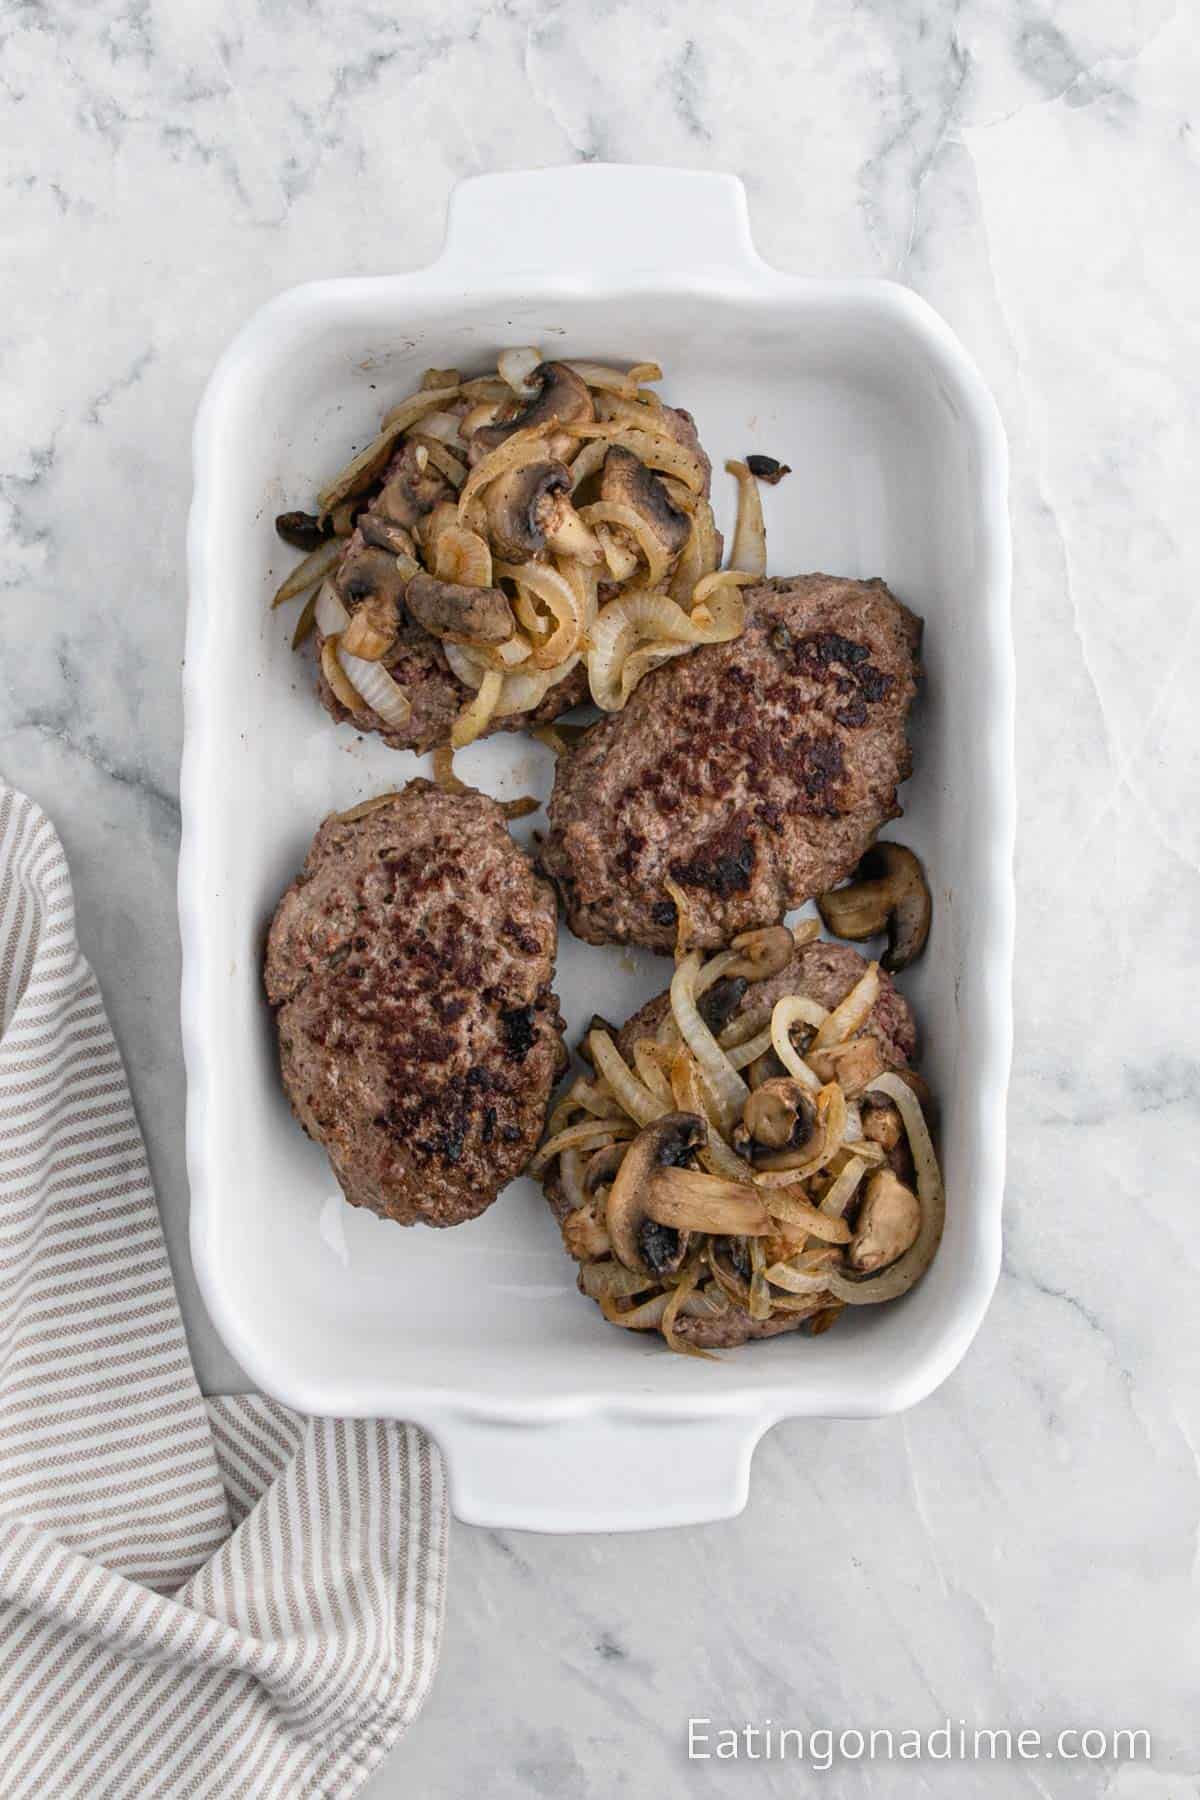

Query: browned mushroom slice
[[358, 512, 419, 559], [745, 454, 791, 485], [733, 1077, 819, 1160], [600, 445, 690, 562], [334, 544, 410, 614], [372, 440, 453, 531], [275, 510, 330, 551], [473, 361, 595, 456], [483, 460, 599, 564], [404, 571, 515, 645], [847, 1168, 922, 1272], [605, 1112, 706, 1275], [816, 843, 932, 973]]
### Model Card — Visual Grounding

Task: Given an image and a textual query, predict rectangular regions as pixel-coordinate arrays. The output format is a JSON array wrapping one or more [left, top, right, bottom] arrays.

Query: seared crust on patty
[[543, 939, 917, 1350], [541, 574, 922, 950], [265, 782, 565, 1226]]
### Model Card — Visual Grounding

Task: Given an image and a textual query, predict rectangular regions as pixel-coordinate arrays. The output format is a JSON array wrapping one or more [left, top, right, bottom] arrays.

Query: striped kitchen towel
[[0, 782, 447, 1798]]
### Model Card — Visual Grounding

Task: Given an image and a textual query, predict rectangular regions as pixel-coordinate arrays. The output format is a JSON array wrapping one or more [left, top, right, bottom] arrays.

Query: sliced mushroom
[[405, 570, 515, 645], [816, 843, 932, 972], [484, 460, 599, 563], [847, 1168, 922, 1272], [473, 361, 594, 458], [275, 510, 330, 551], [341, 593, 399, 661], [372, 440, 452, 531], [606, 1112, 707, 1275], [860, 1095, 903, 1152], [739, 1079, 818, 1154], [334, 545, 410, 614], [807, 1034, 886, 1097], [359, 512, 418, 559], [600, 445, 691, 561]]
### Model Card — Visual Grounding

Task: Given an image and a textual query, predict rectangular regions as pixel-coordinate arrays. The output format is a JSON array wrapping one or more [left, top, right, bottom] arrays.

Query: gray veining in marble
[[2, 1, 1196, 1795]]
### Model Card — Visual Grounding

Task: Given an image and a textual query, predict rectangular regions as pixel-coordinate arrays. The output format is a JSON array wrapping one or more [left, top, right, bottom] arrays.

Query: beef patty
[[540, 575, 922, 950], [543, 940, 918, 1350], [265, 782, 566, 1226]]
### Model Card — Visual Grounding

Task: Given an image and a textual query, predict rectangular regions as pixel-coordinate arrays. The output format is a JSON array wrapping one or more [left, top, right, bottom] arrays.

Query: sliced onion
[[413, 438, 468, 489], [497, 347, 543, 396], [599, 1291, 672, 1331], [315, 580, 350, 635], [339, 648, 412, 728], [587, 585, 744, 712], [457, 425, 555, 521], [587, 1030, 665, 1128], [579, 500, 673, 587], [320, 635, 361, 712], [726, 1026, 774, 1071], [762, 1190, 852, 1244], [530, 1116, 636, 1175], [644, 1168, 773, 1237], [458, 376, 511, 403], [725, 459, 767, 576], [580, 1261, 658, 1302], [494, 652, 580, 719], [565, 423, 708, 494], [271, 536, 343, 609], [770, 995, 829, 1090], [811, 963, 881, 1051], [433, 525, 492, 588], [630, 1039, 674, 1107], [324, 385, 459, 509], [816, 1076, 944, 1305], [291, 588, 319, 649], [566, 361, 662, 400], [460, 401, 501, 439], [670, 952, 749, 1135], [450, 668, 502, 748], [412, 410, 467, 448], [819, 1154, 869, 1221], [568, 439, 609, 494], [441, 639, 486, 691], [494, 560, 582, 667], [559, 1150, 586, 1212], [668, 1051, 754, 1181]]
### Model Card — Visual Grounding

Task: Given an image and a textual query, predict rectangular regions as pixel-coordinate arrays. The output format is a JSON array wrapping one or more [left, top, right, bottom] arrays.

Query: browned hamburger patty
[[265, 782, 566, 1227], [540, 575, 922, 951], [544, 940, 917, 1350]]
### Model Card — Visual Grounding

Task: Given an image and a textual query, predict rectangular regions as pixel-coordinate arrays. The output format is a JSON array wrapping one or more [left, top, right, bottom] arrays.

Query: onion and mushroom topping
[[533, 926, 945, 1357], [269, 351, 774, 748], [817, 842, 932, 972]]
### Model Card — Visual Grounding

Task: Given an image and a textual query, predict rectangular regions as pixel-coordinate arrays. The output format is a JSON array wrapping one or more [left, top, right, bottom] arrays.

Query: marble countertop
[[3, 1, 1196, 1794]]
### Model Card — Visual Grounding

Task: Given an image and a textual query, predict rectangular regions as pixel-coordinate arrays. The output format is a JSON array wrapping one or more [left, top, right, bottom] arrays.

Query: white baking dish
[[182, 165, 1012, 1532]]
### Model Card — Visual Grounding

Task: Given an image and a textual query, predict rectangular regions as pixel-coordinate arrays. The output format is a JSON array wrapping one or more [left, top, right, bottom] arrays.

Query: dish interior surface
[[185, 273, 1008, 1441]]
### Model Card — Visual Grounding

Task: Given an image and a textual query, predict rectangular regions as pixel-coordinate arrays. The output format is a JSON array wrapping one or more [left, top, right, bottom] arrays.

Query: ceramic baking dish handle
[[431, 1409, 769, 1532], [435, 165, 765, 283]]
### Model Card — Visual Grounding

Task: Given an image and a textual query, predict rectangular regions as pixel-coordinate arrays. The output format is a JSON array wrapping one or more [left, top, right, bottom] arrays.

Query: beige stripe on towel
[[0, 784, 447, 1798]]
